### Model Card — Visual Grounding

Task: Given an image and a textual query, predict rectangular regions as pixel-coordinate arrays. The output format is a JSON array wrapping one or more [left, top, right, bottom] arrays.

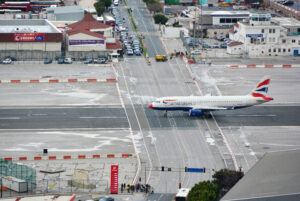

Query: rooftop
[[0, 19, 61, 33], [221, 149, 300, 201], [66, 29, 106, 39], [67, 12, 110, 30], [272, 17, 300, 27]]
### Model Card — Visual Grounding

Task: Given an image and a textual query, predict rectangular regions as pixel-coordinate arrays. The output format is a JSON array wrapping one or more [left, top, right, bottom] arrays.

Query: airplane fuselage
[[150, 95, 266, 111]]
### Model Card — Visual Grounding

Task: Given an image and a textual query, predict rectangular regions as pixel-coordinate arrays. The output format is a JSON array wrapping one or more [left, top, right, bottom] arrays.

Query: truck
[[155, 55, 168, 62]]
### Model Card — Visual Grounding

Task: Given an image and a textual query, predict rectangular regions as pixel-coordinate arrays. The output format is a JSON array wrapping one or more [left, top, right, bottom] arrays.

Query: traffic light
[[161, 166, 164, 171]]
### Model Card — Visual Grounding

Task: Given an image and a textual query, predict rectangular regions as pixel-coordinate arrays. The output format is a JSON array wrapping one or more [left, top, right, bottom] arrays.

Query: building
[[221, 149, 300, 201], [228, 13, 300, 57], [0, 19, 62, 60], [1, 194, 76, 201], [65, 13, 121, 58], [45, 6, 84, 21]]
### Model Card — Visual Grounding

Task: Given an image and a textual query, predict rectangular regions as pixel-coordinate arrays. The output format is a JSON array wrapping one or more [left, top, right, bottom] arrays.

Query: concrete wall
[[0, 42, 61, 51], [66, 51, 113, 60], [0, 50, 61, 60]]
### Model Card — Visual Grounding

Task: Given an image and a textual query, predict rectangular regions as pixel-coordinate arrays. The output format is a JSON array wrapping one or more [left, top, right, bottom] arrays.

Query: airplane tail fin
[[249, 76, 273, 101]]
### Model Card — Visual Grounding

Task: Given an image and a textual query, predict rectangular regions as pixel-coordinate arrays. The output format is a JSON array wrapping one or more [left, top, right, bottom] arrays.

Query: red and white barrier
[[1, 153, 134, 162], [228, 64, 300, 68], [0, 78, 117, 84]]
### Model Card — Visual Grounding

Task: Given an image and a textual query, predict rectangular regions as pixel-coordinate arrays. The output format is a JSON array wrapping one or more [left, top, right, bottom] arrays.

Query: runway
[[0, 105, 299, 130]]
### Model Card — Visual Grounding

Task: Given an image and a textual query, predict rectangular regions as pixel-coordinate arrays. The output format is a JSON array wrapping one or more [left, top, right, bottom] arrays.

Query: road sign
[[187, 168, 205, 173], [110, 165, 119, 194]]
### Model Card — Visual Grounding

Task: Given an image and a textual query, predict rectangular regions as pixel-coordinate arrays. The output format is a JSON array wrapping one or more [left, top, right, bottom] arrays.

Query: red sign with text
[[110, 165, 119, 194], [13, 33, 45, 42]]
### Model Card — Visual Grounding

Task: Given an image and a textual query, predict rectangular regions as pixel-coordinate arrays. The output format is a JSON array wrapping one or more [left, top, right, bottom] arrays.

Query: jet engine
[[189, 109, 205, 116]]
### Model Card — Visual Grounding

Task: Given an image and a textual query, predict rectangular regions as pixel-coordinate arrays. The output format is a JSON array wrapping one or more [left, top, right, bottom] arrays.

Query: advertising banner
[[69, 40, 105, 46], [13, 33, 45, 41], [110, 165, 119, 194]]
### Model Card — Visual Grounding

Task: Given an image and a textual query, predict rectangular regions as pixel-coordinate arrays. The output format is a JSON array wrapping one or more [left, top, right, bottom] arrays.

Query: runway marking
[[79, 116, 127, 119], [219, 114, 277, 117], [0, 117, 20, 120]]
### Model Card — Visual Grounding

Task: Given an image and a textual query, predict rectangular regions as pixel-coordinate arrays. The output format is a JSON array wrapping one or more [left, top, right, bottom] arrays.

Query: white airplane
[[148, 76, 273, 117]]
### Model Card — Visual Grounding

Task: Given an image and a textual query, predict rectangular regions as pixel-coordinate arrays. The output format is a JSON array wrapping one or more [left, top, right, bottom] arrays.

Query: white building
[[228, 13, 300, 57]]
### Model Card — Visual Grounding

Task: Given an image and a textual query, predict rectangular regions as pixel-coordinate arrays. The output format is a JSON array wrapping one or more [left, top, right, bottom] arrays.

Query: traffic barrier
[[4, 157, 12, 161], [34, 156, 42, 160], [78, 155, 86, 159], [49, 79, 59, 83], [68, 79, 78, 82], [229, 64, 299, 68], [247, 64, 256, 68], [30, 80, 39, 83], [48, 156, 56, 160], [282, 64, 291, 68], [87, 79, 97, 82], [11, 80, 21, 83], [1, 153, 134, 161], [106, 78, 117, 82]]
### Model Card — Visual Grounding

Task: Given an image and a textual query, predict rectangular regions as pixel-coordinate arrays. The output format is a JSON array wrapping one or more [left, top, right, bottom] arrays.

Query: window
[[298, 40, 300, 45], [269, 29, 272, 33], [226, 18, 231, 23], [232, 18, 237, 23], [278, 48, 281, 52], [273, 38, 275, 42], [273, 29, 275, 33], [273, 49, 276, 52], [220, 18, 225, 23], [262, 38, 265, 42], [292, 40, 296, 43], [269, 38, 272, 42], [268, 49, 271, 52], [288, 49, 290, 52], [282, 39, 286, 43], [262, 29, 264, 33], [283, 48, 286, 52]]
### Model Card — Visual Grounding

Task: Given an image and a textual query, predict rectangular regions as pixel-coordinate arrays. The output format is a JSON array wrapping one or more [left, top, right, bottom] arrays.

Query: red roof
[[228, 42, 243, 47], [106, 40, 122, 50], [67, 13, 110, 31], [66, 29, 106, 39]]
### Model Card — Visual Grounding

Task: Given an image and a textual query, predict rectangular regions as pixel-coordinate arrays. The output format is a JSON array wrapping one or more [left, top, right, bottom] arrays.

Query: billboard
[[13, 33, 45, 41], [246, 34, 263, 38], [69, 40, 105, 46], [110, 165, 118, 194]]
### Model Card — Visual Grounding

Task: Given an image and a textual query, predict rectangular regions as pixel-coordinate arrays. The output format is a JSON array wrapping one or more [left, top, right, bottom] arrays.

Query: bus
[[175, 188, 190, 201]]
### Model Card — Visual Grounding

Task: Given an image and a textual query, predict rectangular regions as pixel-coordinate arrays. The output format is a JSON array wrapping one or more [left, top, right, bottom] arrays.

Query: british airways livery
[[148, 76, 273, 116]]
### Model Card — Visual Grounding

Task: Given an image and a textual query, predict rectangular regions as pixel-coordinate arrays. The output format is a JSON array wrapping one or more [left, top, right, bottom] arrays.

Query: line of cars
[[124, 37, 142, 56], [186, 37, 232, 49], [43, 57, 73, 64]]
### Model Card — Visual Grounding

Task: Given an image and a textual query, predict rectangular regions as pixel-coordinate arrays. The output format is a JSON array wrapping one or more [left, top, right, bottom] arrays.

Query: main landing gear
[[164, 110, 168, 117]]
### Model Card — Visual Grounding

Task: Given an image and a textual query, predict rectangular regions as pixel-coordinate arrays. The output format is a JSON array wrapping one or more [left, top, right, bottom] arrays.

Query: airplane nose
[[148, 103, 153, 109]]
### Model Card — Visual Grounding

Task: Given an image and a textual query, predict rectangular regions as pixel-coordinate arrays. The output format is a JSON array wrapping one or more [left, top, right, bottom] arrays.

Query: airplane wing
[[193, 106, 230, 111]]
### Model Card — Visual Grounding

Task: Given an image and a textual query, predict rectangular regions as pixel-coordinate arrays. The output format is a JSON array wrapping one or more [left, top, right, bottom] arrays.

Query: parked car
[[100, 197, 114, 201], [127, 49, 134, 55], [57, 58, 64, 64], [4, 56, 16, 61], [212, 43, 220, 48], [191, 49, 201, 55], [84, 58, 93, 64], [94, 58, 106, 64], [135, 49, 141, 55], [2, 58, 12, 64], [220, 42, 227, 48], [64, 57, 72, 64], [202, 44, 211, 48], [44, 58, 52, 64]]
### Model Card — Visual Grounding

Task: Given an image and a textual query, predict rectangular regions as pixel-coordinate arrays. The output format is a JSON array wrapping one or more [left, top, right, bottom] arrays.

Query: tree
[[103, 0, 112, 9], [212, 169, 244, 198], [187, 181, 219, 201], [153, 14, 168, 25], [94, 1, 105, 16], [147, 2, 163, 13]]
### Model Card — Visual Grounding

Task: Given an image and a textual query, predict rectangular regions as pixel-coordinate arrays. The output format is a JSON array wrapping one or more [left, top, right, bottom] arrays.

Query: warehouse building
[[221, 149, 300, 201], [0, 19, 62, 60], [45, 6, 85, 21]]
